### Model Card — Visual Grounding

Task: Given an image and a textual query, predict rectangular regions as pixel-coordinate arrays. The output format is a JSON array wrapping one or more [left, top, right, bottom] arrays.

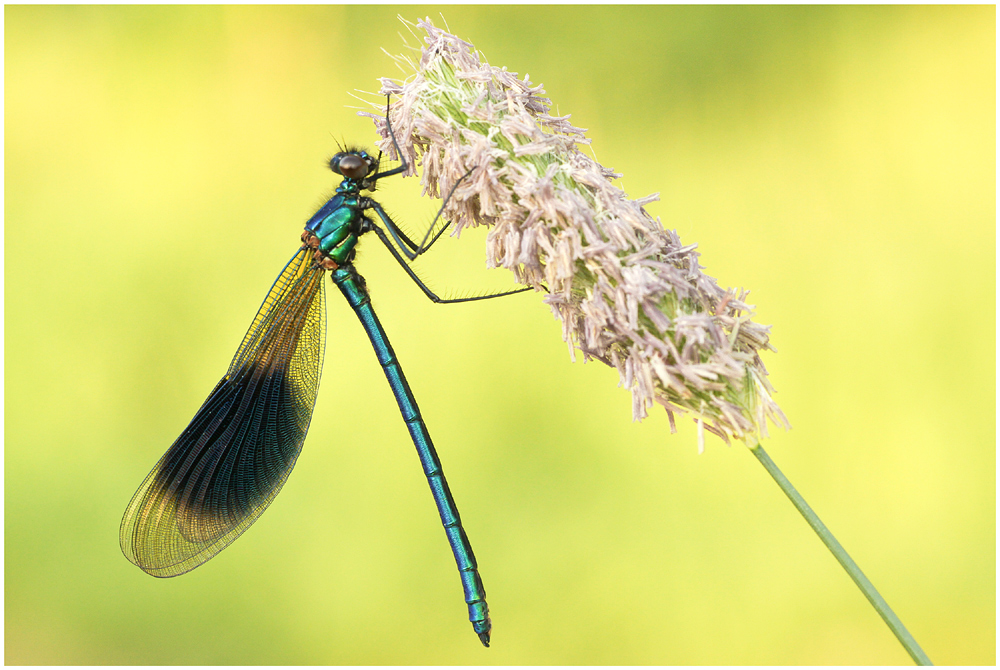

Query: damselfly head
[[329, 150, 376, 182]]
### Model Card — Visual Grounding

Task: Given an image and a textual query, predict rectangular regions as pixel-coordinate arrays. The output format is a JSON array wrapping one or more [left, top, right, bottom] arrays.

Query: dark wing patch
[[121, 248, 326, 577]]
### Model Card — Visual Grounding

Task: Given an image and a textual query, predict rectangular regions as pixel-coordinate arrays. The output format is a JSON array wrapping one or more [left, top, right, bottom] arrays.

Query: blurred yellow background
[[5, 6, 994, 665]]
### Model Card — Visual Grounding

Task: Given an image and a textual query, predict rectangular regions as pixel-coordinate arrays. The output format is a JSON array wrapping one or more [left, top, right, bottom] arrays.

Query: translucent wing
[[121, 247, 326, 577]]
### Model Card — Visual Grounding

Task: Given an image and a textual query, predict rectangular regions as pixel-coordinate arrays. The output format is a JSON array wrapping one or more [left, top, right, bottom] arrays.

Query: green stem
[[749, 442, 932, 665]]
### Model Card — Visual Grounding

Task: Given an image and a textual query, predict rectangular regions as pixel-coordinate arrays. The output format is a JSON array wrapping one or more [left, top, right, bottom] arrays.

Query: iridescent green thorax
[[336, 179, 363, 193], [301, 187, 366, 269]]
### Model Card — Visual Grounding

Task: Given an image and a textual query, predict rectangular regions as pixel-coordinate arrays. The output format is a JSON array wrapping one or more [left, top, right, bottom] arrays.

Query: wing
[[121, 247, 326, 577]]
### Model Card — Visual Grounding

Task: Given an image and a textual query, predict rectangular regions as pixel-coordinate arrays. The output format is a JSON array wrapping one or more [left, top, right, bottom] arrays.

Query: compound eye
[[338, 154, 369, 180], [328, 153, 345, 174]]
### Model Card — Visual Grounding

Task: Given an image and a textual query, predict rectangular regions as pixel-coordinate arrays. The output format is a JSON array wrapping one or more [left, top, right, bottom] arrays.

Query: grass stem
[[749, 442, 932, 665]]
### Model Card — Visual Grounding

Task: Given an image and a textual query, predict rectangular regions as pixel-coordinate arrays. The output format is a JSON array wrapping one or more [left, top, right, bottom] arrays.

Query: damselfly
[[120, 106, 526, 646]]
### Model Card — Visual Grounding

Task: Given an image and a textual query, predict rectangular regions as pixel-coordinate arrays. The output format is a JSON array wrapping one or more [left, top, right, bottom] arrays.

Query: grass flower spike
[[364, 19, 788, 451], [363, 18, 932, 665]]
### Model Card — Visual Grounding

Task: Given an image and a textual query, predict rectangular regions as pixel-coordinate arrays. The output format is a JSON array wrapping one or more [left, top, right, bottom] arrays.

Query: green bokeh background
[[6, 5, 994, 665]]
